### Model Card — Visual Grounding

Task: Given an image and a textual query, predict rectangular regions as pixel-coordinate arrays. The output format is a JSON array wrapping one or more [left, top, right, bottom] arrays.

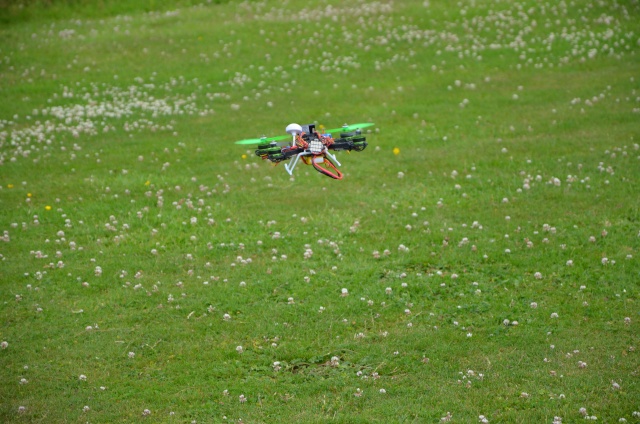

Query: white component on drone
[[309, 139, 323, 154], [285, 123, 303, 135]]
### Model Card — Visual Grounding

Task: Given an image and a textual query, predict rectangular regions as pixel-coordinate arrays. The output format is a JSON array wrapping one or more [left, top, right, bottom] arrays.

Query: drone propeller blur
[[235, 122, 374, 179]]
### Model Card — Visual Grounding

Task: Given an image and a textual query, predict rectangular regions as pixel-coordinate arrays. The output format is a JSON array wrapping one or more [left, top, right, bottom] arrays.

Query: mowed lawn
[[0, 0, 639, 422]]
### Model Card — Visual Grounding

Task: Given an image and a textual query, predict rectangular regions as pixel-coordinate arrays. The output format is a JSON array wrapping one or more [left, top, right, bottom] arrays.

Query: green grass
[[0, 0, 639, 422]]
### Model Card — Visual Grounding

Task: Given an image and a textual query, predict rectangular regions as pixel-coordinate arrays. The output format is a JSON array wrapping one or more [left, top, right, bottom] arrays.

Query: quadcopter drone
[[235, 122, 373, 179]]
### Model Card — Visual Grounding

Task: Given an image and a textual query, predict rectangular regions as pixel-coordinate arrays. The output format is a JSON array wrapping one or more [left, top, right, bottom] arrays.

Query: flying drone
[[235, 122, 374, 179]]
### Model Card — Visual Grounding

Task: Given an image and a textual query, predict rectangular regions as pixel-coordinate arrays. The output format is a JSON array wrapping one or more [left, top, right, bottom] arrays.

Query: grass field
[[0, 0, 639, 422]]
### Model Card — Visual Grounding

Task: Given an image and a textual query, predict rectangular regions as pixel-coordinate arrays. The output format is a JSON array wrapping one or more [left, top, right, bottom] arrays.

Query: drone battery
[[302, 156, 325, 165]]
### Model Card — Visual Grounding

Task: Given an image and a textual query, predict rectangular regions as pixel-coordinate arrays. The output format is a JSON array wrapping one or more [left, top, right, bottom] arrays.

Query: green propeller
[[324, 122, 375, 133], [234, 134, 290, 145]]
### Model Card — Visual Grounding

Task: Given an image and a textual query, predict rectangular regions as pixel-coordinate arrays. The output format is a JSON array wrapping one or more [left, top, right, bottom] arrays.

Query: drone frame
[[283, 132, 342, 177], [247, 122, 371, 180], [276, 123, 342, 179]]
